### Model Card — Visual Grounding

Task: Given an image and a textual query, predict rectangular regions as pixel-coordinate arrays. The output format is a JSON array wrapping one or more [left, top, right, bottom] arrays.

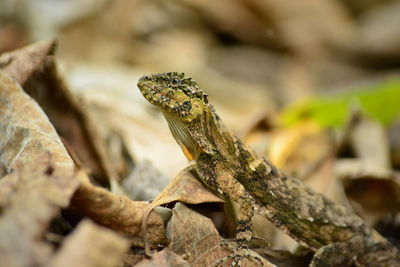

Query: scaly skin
[[138, 72, 400, 266]]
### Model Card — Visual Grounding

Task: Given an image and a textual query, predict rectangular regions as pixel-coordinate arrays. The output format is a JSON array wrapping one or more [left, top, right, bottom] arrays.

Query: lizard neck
[[162, 104, 233, 160], [162, 111, 203, 159]]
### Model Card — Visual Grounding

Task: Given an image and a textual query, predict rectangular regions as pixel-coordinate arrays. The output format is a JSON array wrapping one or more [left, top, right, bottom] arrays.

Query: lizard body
[[138, 72, 400, 266]]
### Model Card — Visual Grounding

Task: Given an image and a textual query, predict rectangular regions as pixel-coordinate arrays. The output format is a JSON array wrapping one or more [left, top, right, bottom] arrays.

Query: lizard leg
[[216, 193, 265, 266], [234, 193, 254, 247]]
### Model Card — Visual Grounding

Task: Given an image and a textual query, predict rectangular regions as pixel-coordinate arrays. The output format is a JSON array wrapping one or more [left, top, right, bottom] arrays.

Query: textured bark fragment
[[48, 220, 129, 267]]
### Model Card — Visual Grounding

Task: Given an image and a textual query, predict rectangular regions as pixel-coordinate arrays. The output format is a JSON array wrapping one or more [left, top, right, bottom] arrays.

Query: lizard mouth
[[137, 78, 164, 106]]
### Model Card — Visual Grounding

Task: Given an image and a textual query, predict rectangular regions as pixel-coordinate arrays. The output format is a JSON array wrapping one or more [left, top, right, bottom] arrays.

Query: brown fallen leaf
[[48, 219, 129, 267], [141, 166, 224, 254], [0, 39, 57, 85], [178, 0, 281, 49], [23, 57, 116, 186], [167, 203, 275, 267], [0, 69, 74, 175], [344, 175, 400, 226], [135, 249, 189, 267], [244, 0, 356, 57], [70, 171, 167, 248], [335, 111, 400, 225], [0, 67, 80, 267], [145, 166, 224, 207], [0, 163, 79, 267], [1, 39, 131, 186]]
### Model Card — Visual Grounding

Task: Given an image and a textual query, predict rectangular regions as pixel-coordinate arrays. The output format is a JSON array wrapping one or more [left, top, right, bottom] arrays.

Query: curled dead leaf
[[71, 171, 167, 248], [167, 203, 274, 267], [0, 38, 57, 85], [141, 166, 224, 254], [0, 163, 79, 267], [0, 69, 75, 175]]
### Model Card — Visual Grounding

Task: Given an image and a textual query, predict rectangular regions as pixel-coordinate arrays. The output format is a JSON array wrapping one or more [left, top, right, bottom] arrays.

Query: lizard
[[137, 72, 400, 266]]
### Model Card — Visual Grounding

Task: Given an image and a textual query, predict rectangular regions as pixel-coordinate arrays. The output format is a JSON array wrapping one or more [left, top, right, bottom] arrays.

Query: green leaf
[[280, 78, 400, 128]]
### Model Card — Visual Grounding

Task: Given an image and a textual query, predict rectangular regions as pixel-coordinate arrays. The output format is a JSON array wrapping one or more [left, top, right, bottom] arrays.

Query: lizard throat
[[162, 111, 200, 160]]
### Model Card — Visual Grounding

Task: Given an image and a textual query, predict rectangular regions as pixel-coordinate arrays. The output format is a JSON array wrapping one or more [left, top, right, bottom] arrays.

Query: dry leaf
[[0, 67, 81, 267], [0, 39, 57, 85], [178, 0, 281, 49], [0, 164, 79, 267], [70, 172, 167, 248], [167, 203, 274, 267], [136, 249, 189, 267], [0, 39, 131, 186], [345, 176, 400, 225], [48, 219, 129, 267], [0, 70, 74, 175], [244, 0, 356, 56], [140, 166, 224, 253], [146, 166, 224, 207], [23, 58, 116, 186]]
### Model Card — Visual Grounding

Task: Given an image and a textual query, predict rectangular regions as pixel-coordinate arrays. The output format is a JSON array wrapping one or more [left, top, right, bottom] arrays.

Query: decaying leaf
[[23, 58, 117, 186], [335, 111, 400, 225], [141, 166, 224, 253], [0, 64, 79, 267], [344, 176, 400, 225], [71, 172, 167, 248], [135, 249, 189, 267], [48, 219, 129, 267], [0, 38, 57, 85], [145, 166, 224, 207], [0, 163, 79, 267], [0, 38, 133, 186], [0, 45, 131, 267], [167, 203, 274, 267], [0, 69, 74, 175]]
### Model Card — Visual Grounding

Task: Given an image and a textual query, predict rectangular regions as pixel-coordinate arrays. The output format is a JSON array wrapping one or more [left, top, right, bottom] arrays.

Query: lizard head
[[138, 72, 214, 159], [137, 72, 208, 122]]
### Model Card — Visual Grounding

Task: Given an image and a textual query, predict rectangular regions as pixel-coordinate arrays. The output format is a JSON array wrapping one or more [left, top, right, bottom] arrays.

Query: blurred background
[[1, 0, 400, 255], [2, 0, 400, 169]]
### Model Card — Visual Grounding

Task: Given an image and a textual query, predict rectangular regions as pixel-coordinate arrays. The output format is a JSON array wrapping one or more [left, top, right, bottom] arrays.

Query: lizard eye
[[171, 78, 180, 85]]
